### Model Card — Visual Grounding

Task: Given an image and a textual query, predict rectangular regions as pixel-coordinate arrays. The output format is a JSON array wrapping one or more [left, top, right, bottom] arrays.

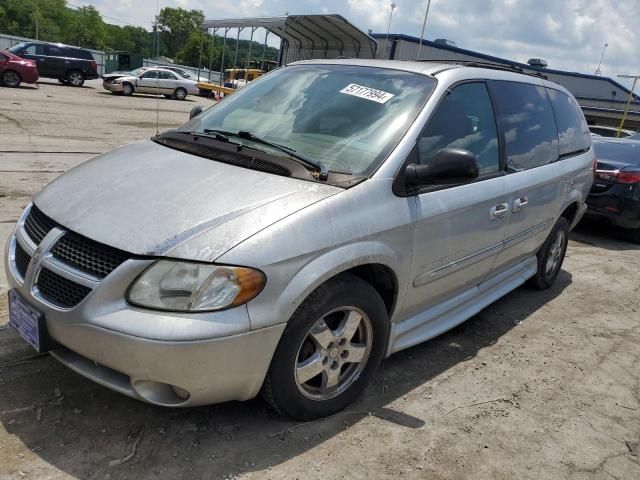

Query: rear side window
[[140, 70, 159, 79], [547, 88, 590, 156], [489, 81, 558, 171], [418, 82, 500, 175], [0, 53, 7, 61], [76, 49, 94, 60], [46, 45, 64, 57]]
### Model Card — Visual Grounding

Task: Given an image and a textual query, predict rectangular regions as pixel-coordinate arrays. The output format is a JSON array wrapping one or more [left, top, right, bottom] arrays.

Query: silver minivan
[[6, 60, 594, 419]]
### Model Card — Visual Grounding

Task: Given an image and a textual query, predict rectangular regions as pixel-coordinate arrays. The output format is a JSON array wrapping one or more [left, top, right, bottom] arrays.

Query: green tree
[[156, 7, 205, 59], [64, 5, 105, 49]]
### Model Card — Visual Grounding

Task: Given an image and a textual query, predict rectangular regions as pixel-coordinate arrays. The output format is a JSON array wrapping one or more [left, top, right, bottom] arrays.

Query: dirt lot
[[0, 80, 639, 480]]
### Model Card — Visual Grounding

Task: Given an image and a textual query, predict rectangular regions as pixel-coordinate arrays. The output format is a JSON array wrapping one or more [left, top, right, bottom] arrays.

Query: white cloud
[[81, 0, 640, 88]]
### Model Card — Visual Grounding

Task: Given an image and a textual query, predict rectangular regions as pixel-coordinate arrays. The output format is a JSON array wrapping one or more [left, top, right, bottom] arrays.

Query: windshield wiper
[[202, 128, 329, 180]]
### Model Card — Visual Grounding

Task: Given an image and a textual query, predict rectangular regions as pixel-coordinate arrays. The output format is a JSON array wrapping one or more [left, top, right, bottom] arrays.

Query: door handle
[[489, 202, 509, 220], [512, 196, 529, 212]]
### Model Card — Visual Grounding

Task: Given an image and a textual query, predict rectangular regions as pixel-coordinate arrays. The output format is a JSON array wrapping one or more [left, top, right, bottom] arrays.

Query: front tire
[[66, 70, 85, 87], [262, 273, 389, 420], [174, 87, 187, 100], [122, 82, 134, 96], [1, 70, 21, 88], [528, 217, 569, 290], [625, 227, 640, 244]]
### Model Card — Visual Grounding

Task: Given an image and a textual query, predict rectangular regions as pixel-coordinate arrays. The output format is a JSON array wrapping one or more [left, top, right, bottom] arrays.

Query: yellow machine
[[197, 68, 267, 98]]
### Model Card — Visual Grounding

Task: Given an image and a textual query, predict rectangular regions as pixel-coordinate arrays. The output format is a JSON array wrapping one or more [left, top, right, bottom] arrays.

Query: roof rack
[[418, 59, 548, 80]]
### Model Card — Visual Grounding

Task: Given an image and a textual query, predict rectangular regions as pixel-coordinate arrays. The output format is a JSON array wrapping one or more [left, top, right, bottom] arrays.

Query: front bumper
[[102, 81, 123, 92], [5, 209, 285, 406]]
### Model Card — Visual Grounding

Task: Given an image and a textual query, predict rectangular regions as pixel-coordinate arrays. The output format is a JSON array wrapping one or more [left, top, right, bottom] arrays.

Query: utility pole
[[382, 3, 397, 60], [416, 0, 432, 60], [594, 42, 608, 76], [35, 0, 39, 40], [616, 74, 640, 136]]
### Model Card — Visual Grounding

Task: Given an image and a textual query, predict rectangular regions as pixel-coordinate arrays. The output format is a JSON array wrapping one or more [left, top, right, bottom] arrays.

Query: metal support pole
[[208, 28, 217, 82], [197, 25, 205, 79], [261, 30, 269, 71], [246, 27, 257, 69], [232, 28, 242, 70], [417, 0, 432, 60], [220, 28, 229, 86], [383, 3, 396, 60], [616, 75, 639, 137]]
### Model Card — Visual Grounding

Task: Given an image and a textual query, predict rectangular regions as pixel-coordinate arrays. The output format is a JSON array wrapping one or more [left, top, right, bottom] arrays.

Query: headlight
[[127, 260, 266, 312]]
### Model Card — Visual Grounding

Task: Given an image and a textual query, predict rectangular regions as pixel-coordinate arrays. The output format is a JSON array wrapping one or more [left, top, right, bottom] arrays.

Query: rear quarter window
[[547, 88, 590, 156], [489, 80, 559, 171]]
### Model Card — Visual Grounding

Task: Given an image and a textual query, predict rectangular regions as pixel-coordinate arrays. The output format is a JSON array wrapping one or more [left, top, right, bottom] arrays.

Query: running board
[[388, 256, 537, 355]]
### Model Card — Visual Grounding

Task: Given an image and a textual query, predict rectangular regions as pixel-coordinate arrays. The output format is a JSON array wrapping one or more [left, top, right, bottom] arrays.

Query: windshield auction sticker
[[339, 84, 395, 104]]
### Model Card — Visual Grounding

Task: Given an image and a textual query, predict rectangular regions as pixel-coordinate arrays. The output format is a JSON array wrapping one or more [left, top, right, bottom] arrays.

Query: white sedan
[[102, 67, 199, 100]]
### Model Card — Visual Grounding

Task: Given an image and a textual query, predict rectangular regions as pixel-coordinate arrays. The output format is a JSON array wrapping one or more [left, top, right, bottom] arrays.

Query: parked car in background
[[587, 137, 640, 243], [102, 67, 198, 100], [0, 50, 38, 88], [7, 41, 98, 87], [102, 66, 150, 83], [589, 125, 636, 138], [6, 60, 592, 420], [161, 66, 210, 83]]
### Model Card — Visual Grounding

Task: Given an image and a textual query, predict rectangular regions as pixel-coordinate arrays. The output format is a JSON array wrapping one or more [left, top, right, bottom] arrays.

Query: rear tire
[[174, 87, 187, 100], [262, 273, 389, 420], [625, 228, 640, 244], [66, 70, 85, 87], [528, 217, 569, 290], [122, 82, 134, 96], [1, 70, 21, 88]]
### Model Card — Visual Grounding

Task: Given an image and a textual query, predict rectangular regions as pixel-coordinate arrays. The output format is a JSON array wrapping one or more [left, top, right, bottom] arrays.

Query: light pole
[[416, 0, 432, 60], [616, 74, 640, 137], [594, 42, 608, 76], [35, 0, 39, 40], [383, 2, 397, 60]]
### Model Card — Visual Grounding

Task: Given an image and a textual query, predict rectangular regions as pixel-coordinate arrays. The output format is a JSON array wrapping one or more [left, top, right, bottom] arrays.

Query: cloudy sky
[[78, 0, 639, 88]]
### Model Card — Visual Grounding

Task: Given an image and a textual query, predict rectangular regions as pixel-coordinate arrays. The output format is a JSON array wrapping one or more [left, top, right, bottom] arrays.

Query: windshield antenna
[[155, 0, 160, 136]]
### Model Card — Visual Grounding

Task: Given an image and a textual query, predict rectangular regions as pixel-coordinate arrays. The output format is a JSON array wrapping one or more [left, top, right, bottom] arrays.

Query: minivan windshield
[[180, 64, 436, 176]]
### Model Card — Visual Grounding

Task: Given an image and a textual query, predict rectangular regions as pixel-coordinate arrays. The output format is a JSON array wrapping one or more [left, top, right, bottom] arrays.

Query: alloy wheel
[[68, 72, 83, 87], [294, 307, 373, 401], [545, 229, 566, 277]]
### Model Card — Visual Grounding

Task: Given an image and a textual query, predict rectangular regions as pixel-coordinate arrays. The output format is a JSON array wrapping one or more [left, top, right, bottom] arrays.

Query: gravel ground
[[0, 80, 639, 480]]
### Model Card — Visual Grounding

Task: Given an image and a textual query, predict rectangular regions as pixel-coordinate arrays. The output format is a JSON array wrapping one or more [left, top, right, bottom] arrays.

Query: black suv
[[8, 41, 99, 87]]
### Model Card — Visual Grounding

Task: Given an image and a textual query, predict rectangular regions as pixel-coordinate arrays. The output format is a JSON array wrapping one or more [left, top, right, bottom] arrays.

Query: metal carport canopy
[[202, 14, 378, 65]]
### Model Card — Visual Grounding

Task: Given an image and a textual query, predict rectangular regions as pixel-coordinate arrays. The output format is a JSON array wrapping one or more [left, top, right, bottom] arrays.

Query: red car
[[0, 49, 39, 88]]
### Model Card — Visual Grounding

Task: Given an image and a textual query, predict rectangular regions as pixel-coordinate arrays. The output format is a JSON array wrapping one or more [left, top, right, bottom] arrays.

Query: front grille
[[52, 232, 131, 279], [36, 268, 92, 308], [14, 242, 31, 279], [24, 205, 57, 245]]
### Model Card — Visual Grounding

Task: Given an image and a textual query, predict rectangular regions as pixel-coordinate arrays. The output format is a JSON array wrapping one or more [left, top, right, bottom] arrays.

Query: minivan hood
[[34, 140, 342, 261]]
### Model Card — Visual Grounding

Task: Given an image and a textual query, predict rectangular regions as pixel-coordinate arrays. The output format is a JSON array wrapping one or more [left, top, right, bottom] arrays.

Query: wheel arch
[[251, 241, 404, 332], [559, 200, 582, 229]]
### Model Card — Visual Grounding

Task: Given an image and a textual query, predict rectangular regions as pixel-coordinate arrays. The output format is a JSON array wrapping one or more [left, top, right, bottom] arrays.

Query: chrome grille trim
[[9, 203, 132, 310]]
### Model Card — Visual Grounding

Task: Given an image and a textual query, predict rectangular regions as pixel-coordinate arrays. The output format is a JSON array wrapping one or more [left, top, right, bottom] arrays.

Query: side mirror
[[405, 148, 479, 187], [189, 105, 204, 119]]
